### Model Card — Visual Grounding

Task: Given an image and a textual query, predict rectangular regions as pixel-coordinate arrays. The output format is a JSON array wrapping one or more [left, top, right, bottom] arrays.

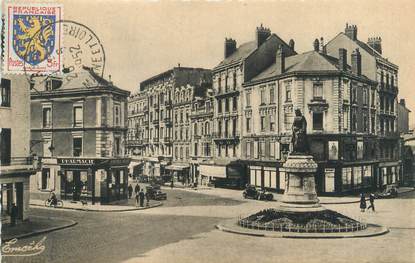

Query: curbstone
[[30, 201, 163, 212]]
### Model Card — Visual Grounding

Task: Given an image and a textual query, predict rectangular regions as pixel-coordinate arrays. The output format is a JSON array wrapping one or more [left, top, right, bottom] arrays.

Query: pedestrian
[[135, 191, 139, 207], [367, 193, 376, 212], [135, 183, 140, 195], [359, 192, 366, 212], [10, 203, 18, 227], [170, 180, 174, 189], [128, 184, 133, 199], [145, 191, 150, 207], [139, 189, 145, 207]]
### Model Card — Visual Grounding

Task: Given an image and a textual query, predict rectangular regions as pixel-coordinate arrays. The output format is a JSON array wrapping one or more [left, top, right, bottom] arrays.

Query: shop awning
[[200, 164, 226, 178], [165, 164, 189, 171]]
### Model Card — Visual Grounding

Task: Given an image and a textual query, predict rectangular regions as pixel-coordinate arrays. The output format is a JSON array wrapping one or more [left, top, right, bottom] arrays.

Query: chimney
[[224, 38, 237, 58], [276, 45, 285, 73], [320, 37, 327, 54], [367, 37, 382, 54], [345, 23, 358, 41], [256, 24, 271, 47], [289, 39, 295, 51], [400, 99, 406, 107], [313, 38, 320, 52], [338, 48, 347, 71], [351, 48, 362, 75]]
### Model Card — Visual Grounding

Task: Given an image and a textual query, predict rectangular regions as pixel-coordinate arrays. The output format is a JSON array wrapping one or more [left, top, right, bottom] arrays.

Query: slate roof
[[250, 51, 347, 82], [214, 41, 257, 69]]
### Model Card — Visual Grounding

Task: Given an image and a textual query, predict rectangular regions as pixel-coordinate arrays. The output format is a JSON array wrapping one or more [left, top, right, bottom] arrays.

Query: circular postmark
[[23, 19, 106, 90]]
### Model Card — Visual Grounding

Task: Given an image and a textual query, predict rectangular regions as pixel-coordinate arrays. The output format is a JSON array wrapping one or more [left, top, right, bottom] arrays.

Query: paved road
[[2, 189, 243, 263]]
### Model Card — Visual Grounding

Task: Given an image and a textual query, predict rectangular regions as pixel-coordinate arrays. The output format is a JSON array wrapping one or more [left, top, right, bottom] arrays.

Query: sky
[[34, 0, 415, 127]]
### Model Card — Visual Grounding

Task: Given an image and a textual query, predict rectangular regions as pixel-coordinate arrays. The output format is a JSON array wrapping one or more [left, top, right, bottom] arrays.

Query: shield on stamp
[[13, 15, 56, 66]]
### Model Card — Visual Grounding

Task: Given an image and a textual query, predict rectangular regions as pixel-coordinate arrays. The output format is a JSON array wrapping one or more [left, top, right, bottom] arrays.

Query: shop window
[[73, 137, 83, 157], [313, 112, 323, 130], [0, 79, 11, 107], [73, 105, 83, 127], [42, 107, 52, 128], [0, 128, 11, 165], [342, 167, 352, 190]]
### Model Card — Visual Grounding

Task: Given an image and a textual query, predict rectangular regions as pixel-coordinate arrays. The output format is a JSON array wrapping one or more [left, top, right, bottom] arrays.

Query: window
[[352, 87, 357, 103], [73, 137, 83, 157], [260, 142, 266, 157], [73, 106, 83, 127], [218, 121, 222, 137], [246, 92, 251, 107], [343, 109, 349, 130], [114, 137, 121, 156], [232, 97, 237, 111], [194, 143, 198, 156], [371, 114, 376, 133], [218, 99, 222, 113], [261, 116, 266, 131], [233, 72, 237, 89], [285, 82, 292, 102], [363, 88, 368, 105], [269, 84, 275, 103], [205, 122, 210, 135], [363, 114, 368, 132], [260, 86, 266, 104], [0, 79, 11, 107], [0, 128, 11, 165], [224, 120, 229, 137], [371, 89, 375, 107], [232, 119, 237, 136], [352, 111, 357, 132], [313, 112, 323, 130], [42, 107, 52, 128], [246, 142, 251, 158], [246, 117, 251, 132], [313, 83, 323, 99], [225, 98, 229, 112], [41, 168, 50, 190], [270, 114, 275, 131], [194, 123, 198, 136], [218, 76, 222, 92]]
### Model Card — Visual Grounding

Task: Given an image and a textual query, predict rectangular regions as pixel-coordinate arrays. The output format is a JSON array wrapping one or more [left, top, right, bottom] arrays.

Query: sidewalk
[[165, 185, 415, 205], [30, 199, 163, 212], [1, 215, 77, 241]]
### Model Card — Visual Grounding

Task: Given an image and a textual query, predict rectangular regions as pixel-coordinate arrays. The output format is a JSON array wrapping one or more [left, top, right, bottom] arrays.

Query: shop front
[[58, 157, 130, 205], [165, 163, 190, 185]]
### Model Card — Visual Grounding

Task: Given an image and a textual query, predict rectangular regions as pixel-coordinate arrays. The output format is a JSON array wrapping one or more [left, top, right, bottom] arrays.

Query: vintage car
[[242, 185, 274, 201], [146, 185, 167, 200], [376, 185, 398, 199]]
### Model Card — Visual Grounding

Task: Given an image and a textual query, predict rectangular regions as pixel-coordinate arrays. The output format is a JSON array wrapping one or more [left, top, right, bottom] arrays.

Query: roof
[[250, 51, 344, 82], [214, 41, 257, 69]]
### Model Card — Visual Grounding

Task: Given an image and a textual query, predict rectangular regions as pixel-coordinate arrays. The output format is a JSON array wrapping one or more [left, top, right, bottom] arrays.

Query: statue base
[[280, 154, 321, 210]]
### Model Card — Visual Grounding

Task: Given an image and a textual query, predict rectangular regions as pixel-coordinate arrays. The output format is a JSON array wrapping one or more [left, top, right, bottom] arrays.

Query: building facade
[[326, 23, 402, 190], [127, 67, 211, 184], [205, 25, 296, 187], [30, 69, 131, 204], [1, 75, 37, 222]]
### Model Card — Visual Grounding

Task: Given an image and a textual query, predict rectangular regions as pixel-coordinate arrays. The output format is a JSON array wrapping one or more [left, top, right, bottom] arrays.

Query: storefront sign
[[58, 158, 95, 165]]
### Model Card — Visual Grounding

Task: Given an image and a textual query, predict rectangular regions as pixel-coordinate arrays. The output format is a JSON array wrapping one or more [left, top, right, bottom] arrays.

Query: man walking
[[10, 203, 18, 227], [134, 184, 140, 195], [139, 189, 145, 207], [128, 184, 133, 199], [367, 193, 376, 212]]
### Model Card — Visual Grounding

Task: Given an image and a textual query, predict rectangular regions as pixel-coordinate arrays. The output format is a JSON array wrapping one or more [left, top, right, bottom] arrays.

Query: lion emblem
[[13, 15, 56, 66]]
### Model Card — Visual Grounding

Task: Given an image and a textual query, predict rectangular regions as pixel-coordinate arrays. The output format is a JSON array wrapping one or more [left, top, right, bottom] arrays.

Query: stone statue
[[291, 109, 309, 155]]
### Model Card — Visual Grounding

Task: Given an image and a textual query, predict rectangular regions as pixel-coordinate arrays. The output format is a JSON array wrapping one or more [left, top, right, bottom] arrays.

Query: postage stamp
[[4, 3, 63, 74]]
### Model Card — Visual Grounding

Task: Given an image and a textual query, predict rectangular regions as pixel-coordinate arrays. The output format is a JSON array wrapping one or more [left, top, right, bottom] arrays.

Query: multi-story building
[[30, 68, 131, 204], [202, 25, 296, 187], [326, 23, 401, 190], [127, 67, 211, 183], [127, 91, 148, 176], [397, 99, 411, 134], [1, 75, 37, 222], [242, 39, 378, 194], [189, 88, 214, 185]]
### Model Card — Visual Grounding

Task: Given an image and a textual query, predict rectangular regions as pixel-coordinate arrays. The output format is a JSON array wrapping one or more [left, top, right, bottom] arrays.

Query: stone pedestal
[[280, 155, 321, 209]]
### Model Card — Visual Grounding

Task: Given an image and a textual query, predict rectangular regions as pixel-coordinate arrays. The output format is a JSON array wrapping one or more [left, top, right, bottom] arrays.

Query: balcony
[[307, 98, 329, 112], [164, 117, 173, 126], [152, 119, 159, 125], [164, 137, 172, 144], [193, 134, 201, 139], [127, 139, 143, 146], [215, 88, 239, 99], [212, 131, 240, 143]]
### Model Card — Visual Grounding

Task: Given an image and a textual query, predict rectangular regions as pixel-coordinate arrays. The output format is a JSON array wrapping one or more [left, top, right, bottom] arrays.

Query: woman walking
[[359, 192, 367, 212]]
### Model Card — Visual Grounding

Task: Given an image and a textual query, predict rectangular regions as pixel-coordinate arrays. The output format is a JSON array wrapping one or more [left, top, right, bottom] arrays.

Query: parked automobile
[[242, 185, 274, 201], [376, 185, 398, 199], [146, 185, 167, 200]]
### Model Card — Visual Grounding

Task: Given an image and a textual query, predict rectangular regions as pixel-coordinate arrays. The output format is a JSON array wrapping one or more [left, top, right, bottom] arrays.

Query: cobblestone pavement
[[2, 189, 414, 263]]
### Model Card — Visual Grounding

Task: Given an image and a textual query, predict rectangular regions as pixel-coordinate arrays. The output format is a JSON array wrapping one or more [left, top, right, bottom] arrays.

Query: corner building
[[30, 69, 131, 204]]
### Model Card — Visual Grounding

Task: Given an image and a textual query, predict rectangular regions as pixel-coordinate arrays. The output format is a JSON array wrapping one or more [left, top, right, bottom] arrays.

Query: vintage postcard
[[0, 0, 414, 263]]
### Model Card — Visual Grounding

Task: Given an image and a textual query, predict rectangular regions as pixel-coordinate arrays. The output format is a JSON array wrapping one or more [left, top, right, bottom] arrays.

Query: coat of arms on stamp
[[5, 3, 63, 74]]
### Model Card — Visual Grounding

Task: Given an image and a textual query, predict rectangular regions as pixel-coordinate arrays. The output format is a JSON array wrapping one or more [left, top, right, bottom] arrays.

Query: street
[[2, 189, 415, 263]]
